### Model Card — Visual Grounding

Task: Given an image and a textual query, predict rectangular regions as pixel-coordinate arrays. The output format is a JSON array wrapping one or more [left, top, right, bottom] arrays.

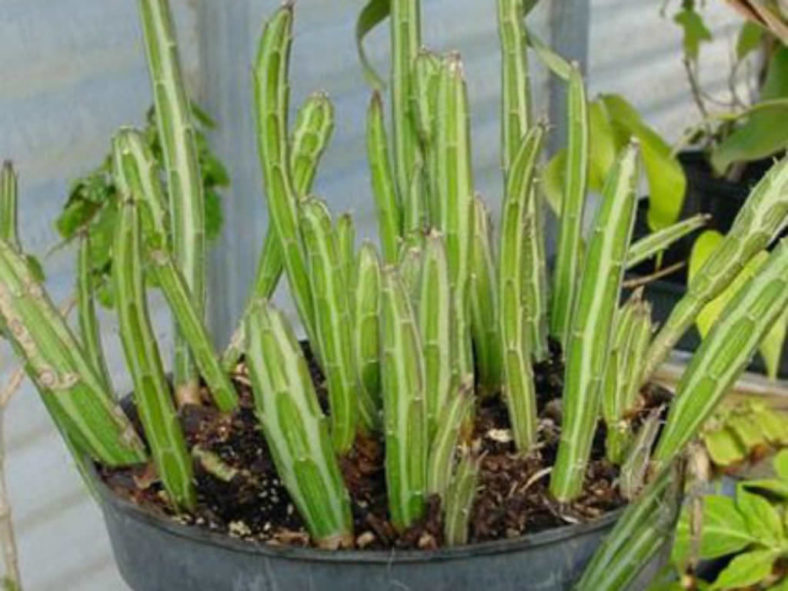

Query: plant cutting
[[4, 1, 788, 590]]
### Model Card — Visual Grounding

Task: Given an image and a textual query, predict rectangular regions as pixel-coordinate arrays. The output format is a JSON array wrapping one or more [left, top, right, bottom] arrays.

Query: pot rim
[[91, 463, 624, 564]]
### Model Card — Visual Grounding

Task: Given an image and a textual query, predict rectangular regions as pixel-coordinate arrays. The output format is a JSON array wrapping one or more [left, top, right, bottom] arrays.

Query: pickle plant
[[3, 0, 788, 588]]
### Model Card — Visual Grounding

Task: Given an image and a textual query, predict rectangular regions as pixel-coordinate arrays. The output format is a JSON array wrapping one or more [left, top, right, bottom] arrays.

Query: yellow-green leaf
[[711, 549, 778, 590], [689, 230, 785, 375]]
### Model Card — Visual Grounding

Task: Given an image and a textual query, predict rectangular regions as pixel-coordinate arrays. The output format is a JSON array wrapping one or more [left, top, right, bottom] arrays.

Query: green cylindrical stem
[[653, 238, 788, 469], [619, 407, 661, 500], [137, 0, 206, 402], [380, 266, 427, 531], [577, 468, 680, 591], [443, 450, 481, 547], [435, 54, 475, 381], [253, 4, 317, 347], [0, 239, 147, 466], [625, 214, 710, 269], [497, 0, 548, 360], [602, 289, 651, 464], [550, 143, 639, 502], [300, 199, 361, 449], [244, 301, 354, 549], [549, 64, 589, 347], [643, 155, 788, 382], [224, 91, 335, 370], [113, 129, 239, 412], [402, 160, 426, 249], [291, 92, 335, 198], [352, 243, 382, 427], [390, 0, 422, 200], [498, 125, 544, 452], [418, 232, 453, 440], [411, 50, 441, 226], [113, 203, 195, 509], [77, 234, 112, 391], [336, 213, 356, 290], [0, 162, 20, 251], [366, 92, 403, 263], [426, 382, 473, 499], [469, 195, 503, 393]]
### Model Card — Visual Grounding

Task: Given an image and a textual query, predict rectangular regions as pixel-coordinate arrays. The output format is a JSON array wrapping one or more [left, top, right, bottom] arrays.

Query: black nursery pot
[[92, 467, 663, 591]]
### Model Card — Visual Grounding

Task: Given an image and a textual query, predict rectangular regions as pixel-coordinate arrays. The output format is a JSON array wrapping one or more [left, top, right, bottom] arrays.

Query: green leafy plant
[[3, 1, 788, 589], [55, 103, 227, 309], [661, 450, 788, 590], [669, 0, 788, 177]]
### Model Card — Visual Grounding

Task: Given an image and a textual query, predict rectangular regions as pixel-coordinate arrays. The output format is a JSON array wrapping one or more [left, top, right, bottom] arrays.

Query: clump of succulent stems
[[2, 0, 788, 587]]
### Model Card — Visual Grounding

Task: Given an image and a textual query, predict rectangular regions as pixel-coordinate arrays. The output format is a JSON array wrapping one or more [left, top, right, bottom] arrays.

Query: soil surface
[[100, 340, 668, 551]]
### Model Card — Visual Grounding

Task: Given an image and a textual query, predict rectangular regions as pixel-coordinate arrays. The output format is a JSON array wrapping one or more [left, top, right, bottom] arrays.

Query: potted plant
[[4, 1, 788, 590]]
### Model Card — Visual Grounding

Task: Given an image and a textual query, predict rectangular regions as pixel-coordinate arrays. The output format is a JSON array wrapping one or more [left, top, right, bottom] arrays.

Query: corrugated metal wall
[[0, 1, 743, 589]]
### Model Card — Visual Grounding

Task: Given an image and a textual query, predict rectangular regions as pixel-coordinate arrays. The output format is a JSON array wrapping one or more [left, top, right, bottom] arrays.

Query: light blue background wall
[[0, 1, 741, 588]]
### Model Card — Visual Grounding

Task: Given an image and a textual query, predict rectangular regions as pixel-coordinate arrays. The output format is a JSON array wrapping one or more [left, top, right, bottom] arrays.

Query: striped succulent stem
[[223, 91, 335, 371], [366, 92, 403, 263], [549, 63, 589, 347], [291, 92, 335, 198], [418, 232, 453, 440], [577, 467, 682, 591], [642, 155, 788, 382], [0, 162, 19, 251], [352, 243, 383, 428], [653, 237, 788, 470], [498, 125, 545, 452], [113, 202, 195, 509], [626, 213, 710, 269], [601, 289, 652, 464], [137, 0, 206, 405], [496, 0, 548, 360], [426, 382, 473, 499], [443, 449, 481, 547], [336, 213, 356, 290], [469, 194, 503, 394], [550, 143, 639, 502], [435, 53, 475, 381], [380, 266, 427, 531], [619, 406, 662, 501], [411, 50, 441, 226], [390, 0, 422, 200], [77, 234, 112, 390], [244, 300, 354, 549], [397, 242, 424, 302], [402, 160, 426, 250], [0, 238, 147, 466], [300, 198, 363, 449], [113, 129, 238, 412], [253, 4, 317, 347]]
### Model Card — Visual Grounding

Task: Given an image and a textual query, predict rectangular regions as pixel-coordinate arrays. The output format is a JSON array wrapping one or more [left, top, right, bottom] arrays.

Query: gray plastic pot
[[93, 469, 664, 591]]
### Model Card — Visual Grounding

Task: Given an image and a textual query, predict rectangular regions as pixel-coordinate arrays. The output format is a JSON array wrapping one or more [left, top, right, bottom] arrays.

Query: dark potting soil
[[100, 340, 669, 551]]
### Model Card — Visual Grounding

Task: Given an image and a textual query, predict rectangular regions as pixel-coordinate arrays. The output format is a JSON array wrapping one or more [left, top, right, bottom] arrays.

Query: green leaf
[[743, 478, 788, 499], [737, 22, 764, 61], [588, 99, 620, 192], [204, 189, 223, 242], [355, 0, 389, 91], [703, 426, 748, 467], [689, 230, 787, 375], [600, 94, 686, 230], [711, 47, 788, 173], [542, 150, 566, 215], [711, 549, 778, 590], [736, 486, 784, 544], [673, 496, 757, 562], [674, 8, 712, 61]]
